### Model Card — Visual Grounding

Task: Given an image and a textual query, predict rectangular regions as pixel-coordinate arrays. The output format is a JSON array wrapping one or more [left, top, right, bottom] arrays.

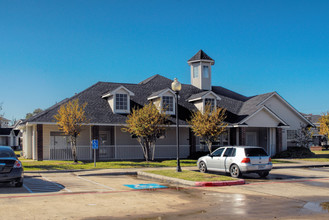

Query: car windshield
[[245, 148, 268, 157], [0, 148, 16, 158]]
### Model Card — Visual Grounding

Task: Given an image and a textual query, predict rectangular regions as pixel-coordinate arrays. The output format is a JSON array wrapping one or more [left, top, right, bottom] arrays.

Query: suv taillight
[[13, 160, 22, 168], [241, 158, 250, 163], [269, 157, 272, 162]]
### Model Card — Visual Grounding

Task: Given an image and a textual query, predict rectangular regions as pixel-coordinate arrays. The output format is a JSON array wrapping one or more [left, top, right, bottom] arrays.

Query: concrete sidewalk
[[272, 159, 329, 169]]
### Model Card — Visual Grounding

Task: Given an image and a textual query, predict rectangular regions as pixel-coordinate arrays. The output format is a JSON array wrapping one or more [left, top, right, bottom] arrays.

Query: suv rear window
[[0, 148, 16, 158], [245, 148, 268, 157]]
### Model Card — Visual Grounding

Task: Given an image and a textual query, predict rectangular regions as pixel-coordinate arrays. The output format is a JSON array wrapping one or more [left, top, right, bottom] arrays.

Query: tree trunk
[[207, 141, 213, 154], [141, 139, 150, 162], [151, 142, 156, 161], [71, 135, 78, 163]]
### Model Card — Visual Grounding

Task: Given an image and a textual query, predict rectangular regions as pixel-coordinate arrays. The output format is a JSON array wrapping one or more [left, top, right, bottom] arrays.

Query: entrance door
[[246, 132, 258, 146], [99, 131, 114, 159]]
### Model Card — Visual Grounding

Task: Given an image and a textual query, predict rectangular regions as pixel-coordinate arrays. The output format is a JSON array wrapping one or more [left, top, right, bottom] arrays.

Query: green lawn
[[298, 158, 329, 162], [145, 169, 235, 182], [271, 159, 295, 164], [20, 159, 197, 171], [312, 150, 329, 156], [297, 150, 329, 162]]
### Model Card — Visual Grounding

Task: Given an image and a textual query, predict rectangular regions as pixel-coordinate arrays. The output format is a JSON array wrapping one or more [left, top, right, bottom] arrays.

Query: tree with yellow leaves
[[189, 104, 228, 153], [319, 111, 329, 147], [54, 99, 88, 163], [122, 103, 169, 161]]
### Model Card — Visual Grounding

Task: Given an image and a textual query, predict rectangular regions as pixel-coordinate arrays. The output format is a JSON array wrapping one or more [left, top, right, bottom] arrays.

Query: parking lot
[[0, 172, 163, 195], [0, 167, 329, 219]]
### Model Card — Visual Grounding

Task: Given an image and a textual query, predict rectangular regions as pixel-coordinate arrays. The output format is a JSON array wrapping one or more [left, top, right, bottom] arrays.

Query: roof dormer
[[147, 88, 176, 115], [187, 91, 221, 113], [102, 85, 135, 114]]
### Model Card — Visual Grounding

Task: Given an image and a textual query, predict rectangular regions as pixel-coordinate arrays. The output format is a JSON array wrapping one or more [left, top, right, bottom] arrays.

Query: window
[[162, 96, 174, 112], [115, 94, 128, 110], [223, 148, 235, 157], [203, 66, 209, 78], [205, 98, 215, 110], [193, 66, 199, 78], [0, 148, 15, 158], [287, 130, 297, 140], [212, 148, 224, 157], [245, 148, 268, 157]]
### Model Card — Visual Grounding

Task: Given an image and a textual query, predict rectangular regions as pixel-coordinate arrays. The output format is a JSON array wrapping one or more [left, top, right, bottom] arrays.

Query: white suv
[[197, 146, 272, 178]]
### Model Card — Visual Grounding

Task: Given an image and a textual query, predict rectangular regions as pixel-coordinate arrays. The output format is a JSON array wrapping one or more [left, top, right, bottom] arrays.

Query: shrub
[[274, 147, 315, 158]]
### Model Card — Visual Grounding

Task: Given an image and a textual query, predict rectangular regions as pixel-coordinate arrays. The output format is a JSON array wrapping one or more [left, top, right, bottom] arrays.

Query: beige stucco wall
[[263, 95, 308, 151], [42, 124, 91, 160], [190, 62, 212, 90], [115, 126, 189, 146], [245, 109, 281, 127]]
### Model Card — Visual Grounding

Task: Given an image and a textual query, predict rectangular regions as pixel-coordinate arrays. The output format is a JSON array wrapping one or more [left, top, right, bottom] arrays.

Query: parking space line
[[23, 184, 33, 193], [42, 176, 72, 192], [76, 176, 116, 190]]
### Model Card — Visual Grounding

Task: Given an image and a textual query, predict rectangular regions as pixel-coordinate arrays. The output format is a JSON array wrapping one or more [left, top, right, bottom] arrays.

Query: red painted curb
[[195, 179, 245, 187]]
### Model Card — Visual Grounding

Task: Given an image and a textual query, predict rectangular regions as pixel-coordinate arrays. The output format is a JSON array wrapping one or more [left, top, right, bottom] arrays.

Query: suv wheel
[[230, 164, 242, 178], [199, 161, 207, 173]]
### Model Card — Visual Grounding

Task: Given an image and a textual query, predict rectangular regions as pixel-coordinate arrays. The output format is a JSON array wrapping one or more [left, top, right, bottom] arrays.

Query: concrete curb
[[273, 164, 329, 169], [195, 179, 245, 187], [137, 171, 245, 187]]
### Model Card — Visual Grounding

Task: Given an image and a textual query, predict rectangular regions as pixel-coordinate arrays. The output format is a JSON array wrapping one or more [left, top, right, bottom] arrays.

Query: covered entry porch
[[229, 127, 281, 156], [229, 106, 288, 156], [23, 123, 190, 161]]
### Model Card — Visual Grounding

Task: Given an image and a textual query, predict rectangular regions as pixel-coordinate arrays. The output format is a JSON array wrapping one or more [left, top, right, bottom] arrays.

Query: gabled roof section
[[188, 50, 215, 64], [147, 88, 175, 100], [101, 85, 135, 98], [187, 91, 221, 102], [256, 92, 314, 126], [238, 105, 289, 127], [238, 92, 275, 116]]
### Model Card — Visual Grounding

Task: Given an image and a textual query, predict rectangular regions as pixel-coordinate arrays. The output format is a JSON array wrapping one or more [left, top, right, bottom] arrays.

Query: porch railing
[[49, 145, 190, 161]]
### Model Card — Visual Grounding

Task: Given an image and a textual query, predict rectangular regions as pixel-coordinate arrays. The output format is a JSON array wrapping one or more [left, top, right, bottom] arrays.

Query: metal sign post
[[92, 139, 98, 167]]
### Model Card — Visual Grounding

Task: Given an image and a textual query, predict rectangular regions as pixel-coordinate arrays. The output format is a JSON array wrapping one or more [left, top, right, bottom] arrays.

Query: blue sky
[[1, 0, 328, 121]]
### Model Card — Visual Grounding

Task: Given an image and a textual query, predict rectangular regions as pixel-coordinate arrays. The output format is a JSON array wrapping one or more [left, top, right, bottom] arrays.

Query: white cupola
[[187, 50, 215, 91]]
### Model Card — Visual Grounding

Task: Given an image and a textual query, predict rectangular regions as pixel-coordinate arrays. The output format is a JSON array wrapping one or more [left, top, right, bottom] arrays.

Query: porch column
[[37, 124, 43, 161], [189, 128, 196, 156], [26, 126, 32, 159], [32, 125, 37, 160], [239, 127, 246, 146], [276, 128, 282, 153]]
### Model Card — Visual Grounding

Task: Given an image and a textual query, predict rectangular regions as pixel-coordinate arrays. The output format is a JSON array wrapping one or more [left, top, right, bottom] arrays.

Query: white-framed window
[[205, 98, 215, 110], [115, 94, 128, 111], [203, 65, 209, 78], [162, 96, 174, 112], [193, 66, 199, 78]]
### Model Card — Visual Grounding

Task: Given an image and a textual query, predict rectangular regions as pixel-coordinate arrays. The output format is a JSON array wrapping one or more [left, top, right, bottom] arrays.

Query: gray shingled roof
[[24, 74, 278, 126], [188, 50, 214, 63], [238, 92, 275, 116], [187, 91, 211, 101]]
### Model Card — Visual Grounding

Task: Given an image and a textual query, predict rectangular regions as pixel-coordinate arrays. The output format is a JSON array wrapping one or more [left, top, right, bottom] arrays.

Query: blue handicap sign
[[124, 183, 167, 190], [92, 139, 98, 149]]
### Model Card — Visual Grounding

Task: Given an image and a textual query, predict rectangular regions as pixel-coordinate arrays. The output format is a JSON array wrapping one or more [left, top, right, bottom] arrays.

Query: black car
[[0, 146, 24, 187]]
